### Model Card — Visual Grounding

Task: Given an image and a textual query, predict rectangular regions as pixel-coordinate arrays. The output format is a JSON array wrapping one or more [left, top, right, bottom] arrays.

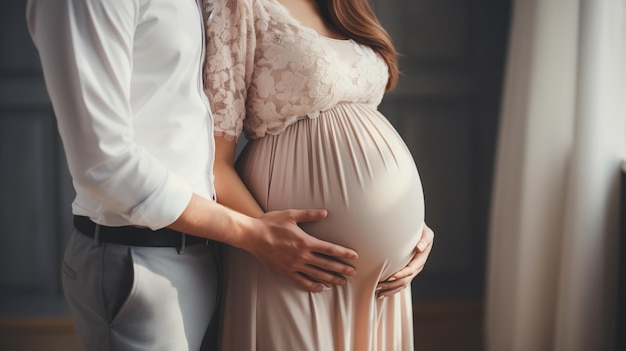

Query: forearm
[[214, 161, 265, 218], [168, 193, 257, 251]]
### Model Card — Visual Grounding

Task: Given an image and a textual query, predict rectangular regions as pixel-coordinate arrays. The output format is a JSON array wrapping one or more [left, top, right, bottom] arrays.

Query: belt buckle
[[176, 233, 210, 254]]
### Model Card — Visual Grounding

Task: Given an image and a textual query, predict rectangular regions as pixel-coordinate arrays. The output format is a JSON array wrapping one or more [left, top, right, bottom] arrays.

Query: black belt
[[73, 215, 208, 248]]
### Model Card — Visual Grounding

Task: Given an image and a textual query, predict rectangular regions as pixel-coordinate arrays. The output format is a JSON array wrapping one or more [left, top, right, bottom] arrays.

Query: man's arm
[[169, 194, 358, 292]]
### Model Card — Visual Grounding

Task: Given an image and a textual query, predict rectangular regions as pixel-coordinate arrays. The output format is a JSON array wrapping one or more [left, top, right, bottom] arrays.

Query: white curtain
[[486, 0, 626, 350]]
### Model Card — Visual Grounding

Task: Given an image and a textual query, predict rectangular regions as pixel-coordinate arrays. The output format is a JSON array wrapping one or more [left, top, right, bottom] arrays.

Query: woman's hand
[[375, 223, 434, 299]]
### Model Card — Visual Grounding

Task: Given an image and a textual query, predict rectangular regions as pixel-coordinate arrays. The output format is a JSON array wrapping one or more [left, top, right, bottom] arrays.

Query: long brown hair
[[317, 0, 398, 91]]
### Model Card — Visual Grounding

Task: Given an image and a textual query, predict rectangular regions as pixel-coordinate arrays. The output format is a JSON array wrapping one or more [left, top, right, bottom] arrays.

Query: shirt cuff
[[127, 171, 193, 230]]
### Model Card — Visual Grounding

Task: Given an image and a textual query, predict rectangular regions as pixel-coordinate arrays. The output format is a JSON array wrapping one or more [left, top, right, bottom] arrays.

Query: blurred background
[[1, 0, 624, 351]]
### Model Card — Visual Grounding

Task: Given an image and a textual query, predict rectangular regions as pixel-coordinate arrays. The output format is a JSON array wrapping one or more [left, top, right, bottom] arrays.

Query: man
[[26, 0, 360, 349]]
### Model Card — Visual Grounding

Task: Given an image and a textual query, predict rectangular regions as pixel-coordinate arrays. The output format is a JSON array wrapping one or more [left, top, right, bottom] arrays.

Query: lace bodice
[[203, 0, 389, 140]]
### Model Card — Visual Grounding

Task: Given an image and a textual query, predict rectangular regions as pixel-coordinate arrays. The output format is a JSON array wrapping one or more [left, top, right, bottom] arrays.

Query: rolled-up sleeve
[[27, 0, 192, 229]]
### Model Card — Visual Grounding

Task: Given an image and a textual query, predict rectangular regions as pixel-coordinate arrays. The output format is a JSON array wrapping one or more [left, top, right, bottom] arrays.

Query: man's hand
[[248, 209, 359, 292], [375, 223, 434, 299]]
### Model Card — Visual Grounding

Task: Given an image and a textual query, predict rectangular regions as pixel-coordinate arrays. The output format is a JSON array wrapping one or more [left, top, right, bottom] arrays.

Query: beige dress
[[203, 0, 425, 350]]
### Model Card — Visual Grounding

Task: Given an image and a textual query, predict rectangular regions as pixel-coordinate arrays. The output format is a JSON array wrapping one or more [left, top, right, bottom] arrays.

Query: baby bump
[[237, 104, 425, 279]]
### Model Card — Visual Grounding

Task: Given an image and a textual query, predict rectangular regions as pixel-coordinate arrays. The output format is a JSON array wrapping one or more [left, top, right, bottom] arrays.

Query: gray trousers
[[62, 229, 219, 351]]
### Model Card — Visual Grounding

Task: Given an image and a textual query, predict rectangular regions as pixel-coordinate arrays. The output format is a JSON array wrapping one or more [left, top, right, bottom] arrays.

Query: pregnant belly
[[236, 103, 425, 279]]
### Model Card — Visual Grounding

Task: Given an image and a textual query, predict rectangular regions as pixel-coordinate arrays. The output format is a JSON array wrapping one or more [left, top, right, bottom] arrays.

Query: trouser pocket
[[62, 261, 77, 280], [62, 229, 137, 324], [102, 244, 135, 323]]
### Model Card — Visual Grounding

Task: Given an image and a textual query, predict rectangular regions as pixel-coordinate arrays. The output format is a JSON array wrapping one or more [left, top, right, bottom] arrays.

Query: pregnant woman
[[204, 0, 433, 349]]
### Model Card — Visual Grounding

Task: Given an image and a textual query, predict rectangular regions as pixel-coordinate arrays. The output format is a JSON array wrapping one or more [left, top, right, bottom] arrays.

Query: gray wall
[[0, 0, 510, 317], [0, 0, 75, 316]]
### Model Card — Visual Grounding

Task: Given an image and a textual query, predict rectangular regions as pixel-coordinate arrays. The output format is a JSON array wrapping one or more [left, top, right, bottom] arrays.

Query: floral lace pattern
[[203, 0, 389, 140]]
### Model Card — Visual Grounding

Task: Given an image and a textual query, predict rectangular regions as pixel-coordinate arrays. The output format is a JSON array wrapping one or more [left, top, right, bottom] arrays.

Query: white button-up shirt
[[27, 0, 215, 230]]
